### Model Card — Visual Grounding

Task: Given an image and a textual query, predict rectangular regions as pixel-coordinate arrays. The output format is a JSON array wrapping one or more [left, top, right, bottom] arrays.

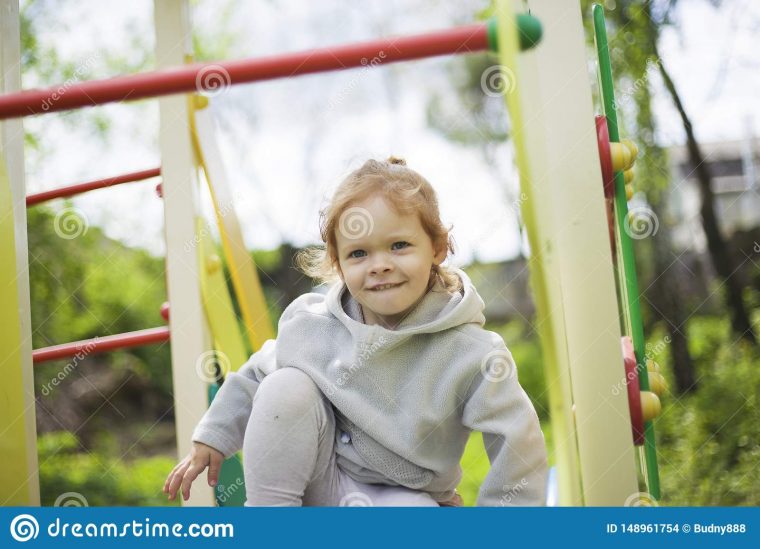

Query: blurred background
[[21, 0, 760, 506]]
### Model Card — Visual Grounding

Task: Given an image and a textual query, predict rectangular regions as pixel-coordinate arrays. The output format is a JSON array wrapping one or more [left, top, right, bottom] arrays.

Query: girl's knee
[[253, 367, 324, 417]]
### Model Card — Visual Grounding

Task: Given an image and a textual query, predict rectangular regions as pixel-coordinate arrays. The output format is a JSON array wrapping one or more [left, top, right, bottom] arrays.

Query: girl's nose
[[368, 254, 394, 275]]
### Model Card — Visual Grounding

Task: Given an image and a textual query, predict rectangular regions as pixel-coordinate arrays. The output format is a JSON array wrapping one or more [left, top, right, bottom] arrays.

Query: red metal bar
[[32, 326, 170, 363], [26, 167, 161, 207], [0, 23, 489, 119]]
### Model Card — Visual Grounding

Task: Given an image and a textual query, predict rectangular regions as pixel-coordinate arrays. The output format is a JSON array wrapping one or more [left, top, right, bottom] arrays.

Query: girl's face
[[335, 194, 446, 329]]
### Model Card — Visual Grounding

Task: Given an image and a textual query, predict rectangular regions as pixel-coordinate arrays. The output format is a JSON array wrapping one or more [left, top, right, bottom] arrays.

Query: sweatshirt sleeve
[[462, 343, 548, 506], [191, 339, 278, 458]]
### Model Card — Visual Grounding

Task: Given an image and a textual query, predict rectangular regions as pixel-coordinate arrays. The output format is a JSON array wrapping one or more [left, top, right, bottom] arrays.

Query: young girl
[[163, 157, 547, 506]]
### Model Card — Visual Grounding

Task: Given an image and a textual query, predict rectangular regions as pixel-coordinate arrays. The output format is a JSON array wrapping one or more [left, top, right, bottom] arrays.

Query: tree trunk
[[653, 46, 757, 345]]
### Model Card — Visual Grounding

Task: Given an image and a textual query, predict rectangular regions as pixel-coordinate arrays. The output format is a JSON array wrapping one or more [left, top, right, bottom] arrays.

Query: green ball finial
[[487, 14, 543, 52]]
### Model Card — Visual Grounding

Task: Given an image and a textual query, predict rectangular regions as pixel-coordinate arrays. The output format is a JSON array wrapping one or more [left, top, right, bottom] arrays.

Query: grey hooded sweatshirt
[[192, 268, 548, 506]]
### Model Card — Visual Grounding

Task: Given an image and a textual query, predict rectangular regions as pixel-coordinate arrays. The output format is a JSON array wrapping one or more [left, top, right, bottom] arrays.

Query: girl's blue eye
[[392, 241, 409, 250], [348, 250, 366, 259]]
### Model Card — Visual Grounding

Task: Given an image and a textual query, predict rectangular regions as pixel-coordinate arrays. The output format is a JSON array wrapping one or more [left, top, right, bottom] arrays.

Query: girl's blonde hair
[[295, 156, 462, 293]]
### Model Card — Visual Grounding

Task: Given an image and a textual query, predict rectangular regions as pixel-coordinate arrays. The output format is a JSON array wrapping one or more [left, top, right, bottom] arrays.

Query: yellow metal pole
[[197, 217, 248, 370], [191, 102, 275, 353], [0, 0, 39, 505]]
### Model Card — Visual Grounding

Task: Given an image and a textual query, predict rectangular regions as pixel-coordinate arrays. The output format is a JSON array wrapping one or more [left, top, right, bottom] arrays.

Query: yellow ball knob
[[647, 371, 667, 397], [611, 141, 638, 171], [625, 184, 634, 201], [640, 391, 661, 421], [610, 142, 630, 171], [194, 94, 210, 110], [206, 254, 222, 274], [624, 168, 634, 184], [622, 138, 638, 161]]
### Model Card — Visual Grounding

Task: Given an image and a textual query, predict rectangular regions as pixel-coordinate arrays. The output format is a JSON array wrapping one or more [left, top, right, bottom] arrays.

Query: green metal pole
[[592, 3, 661, 500]]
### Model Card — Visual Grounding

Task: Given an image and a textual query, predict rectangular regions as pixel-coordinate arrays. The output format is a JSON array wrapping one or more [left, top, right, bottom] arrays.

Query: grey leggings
[[242, 367, 440, 507]]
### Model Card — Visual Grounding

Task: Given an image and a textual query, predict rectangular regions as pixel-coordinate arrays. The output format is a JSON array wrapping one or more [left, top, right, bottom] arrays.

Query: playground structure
[[1, 0, 663, 506]]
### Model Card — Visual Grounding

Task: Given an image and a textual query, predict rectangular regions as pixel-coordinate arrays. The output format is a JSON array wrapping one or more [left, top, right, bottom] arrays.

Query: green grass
[[458, 421, 553, 506]]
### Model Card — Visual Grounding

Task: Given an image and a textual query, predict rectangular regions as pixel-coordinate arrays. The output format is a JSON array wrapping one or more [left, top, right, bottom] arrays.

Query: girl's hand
[[163, 442, 224, 502], [438, 491, 464, 507]]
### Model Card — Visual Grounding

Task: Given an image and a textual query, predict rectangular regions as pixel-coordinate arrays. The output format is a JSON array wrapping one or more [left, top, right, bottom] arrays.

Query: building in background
[[667, 135, 760, 252]]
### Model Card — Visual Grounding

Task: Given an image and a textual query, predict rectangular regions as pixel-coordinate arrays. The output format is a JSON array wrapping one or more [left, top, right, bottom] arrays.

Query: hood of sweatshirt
[[322, 267, 487, 345]]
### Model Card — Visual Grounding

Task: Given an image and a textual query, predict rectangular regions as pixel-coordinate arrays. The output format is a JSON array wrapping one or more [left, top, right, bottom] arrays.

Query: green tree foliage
[[654, 317, 760, 505], [38, 431, 178, 506], [27, 206, 178, 504], [28, 205, 172, 394]]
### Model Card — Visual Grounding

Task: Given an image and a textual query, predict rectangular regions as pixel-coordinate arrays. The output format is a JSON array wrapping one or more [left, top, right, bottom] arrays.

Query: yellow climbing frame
[[496, 0, 639, 505], [0, 0, 39, 505], [191, 98, 275, 355]]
